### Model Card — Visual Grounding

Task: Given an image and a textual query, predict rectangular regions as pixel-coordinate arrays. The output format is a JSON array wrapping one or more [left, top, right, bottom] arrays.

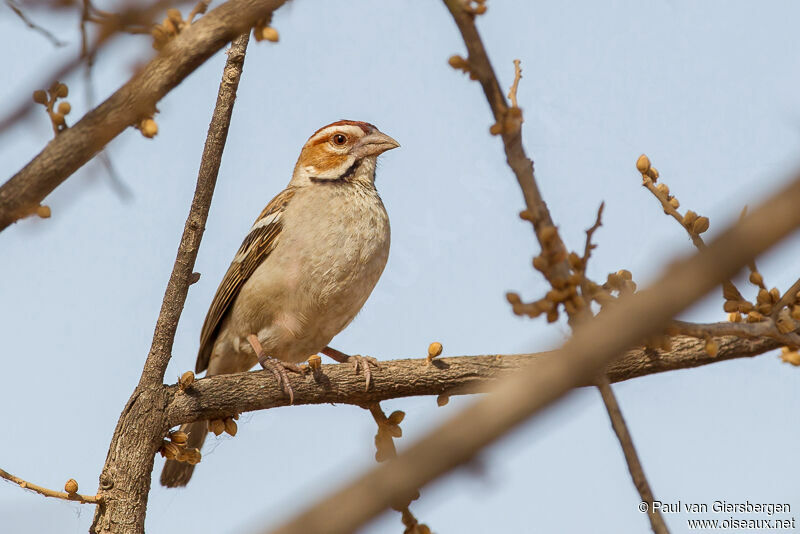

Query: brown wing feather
[[195, 187, 297, 373]]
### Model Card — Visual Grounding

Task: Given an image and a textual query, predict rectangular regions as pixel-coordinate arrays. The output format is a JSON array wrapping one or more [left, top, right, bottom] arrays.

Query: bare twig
[[0, 467, 101, 504], [507, 58, 521, 108], [266, 170, 800, 534], [595, 377, 668, 533], [6, 0, 65, 47], [670, 319, 800, 347], [443, 3, 665, 529]]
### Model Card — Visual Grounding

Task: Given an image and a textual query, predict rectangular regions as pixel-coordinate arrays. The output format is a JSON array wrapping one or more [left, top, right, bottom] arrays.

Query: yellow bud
[[617, 269, 633, 281], [669, 197, 680, 209], [728, 312, 741, 323], [55, 83, 68, 98], [33, 90, 47, 104], [723, 300, 739, 313], [436, 394, 449, 407], [307, 354, 321, 371], [52, 112, 65, 126], [749, 271, 764, 287], [178, 370, 194, 390], [781, 350, 800, 366], [692, 216, 710, 234], [57, 102, 71, 115], [36, 205, 51, 218], [568, 252, 582, 270], [140, 118, 158, 138], [705, 338, 719, 357], [209, 419, 225, 436], [656, 183, 669, 196], [169, 430, 188, 445], [261, 27, 279, 42], [489, 122, 503, 135], [683, 210, 698, 226], [636, 154, 651, 174], [505, 292, 521, 304], [388, 410, 405, 425], [792, 305, 800, 321], [546, 309, 559, 323], [747, 311, 764, 323], [64, 479, 78, 494], [756, 302, 772, 315], [532, 255, 548, 271], [770, 287, 780, 303], [161, 441, 179, 460], [737, 300, 753, 314], [427, 342, 443, 360], [448, 55, 466, 69], [757, 288, 771, 304], [224, 418, 238, 437]]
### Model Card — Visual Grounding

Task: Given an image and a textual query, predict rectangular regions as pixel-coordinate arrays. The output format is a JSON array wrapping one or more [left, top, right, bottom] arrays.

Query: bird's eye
[[332, 134, 347, 146]]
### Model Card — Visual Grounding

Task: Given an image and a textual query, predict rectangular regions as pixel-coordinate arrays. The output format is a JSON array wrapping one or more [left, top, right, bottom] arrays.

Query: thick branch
[[166, 335, 781, 428], [0, 0, 287, 232], [266, 171, 800, 534]]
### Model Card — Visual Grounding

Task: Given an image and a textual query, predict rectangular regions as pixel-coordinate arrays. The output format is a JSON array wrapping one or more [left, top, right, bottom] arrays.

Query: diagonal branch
[[0, 0, 288, 232], [264, 169, 800, 534], [442, 3, 666, 530], [90, 33, 251, 534]]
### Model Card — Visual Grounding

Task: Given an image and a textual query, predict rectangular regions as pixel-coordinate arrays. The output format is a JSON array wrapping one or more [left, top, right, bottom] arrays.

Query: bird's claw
[[351, 354, 380, 392], [247, 334, 302, 404]]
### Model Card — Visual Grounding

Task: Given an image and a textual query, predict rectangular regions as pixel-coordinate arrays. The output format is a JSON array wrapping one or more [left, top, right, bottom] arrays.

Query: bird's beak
[[352, 131, 400, 159]]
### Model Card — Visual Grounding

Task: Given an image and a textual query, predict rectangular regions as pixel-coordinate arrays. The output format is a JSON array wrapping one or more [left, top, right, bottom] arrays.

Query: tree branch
[[0, 0, 287, 232], [442, 3, 666, 529], [166, 334, 781, 428], [0, 467, 101, 505], [265, 170, 800, 534], [90, 33, 251, 534]]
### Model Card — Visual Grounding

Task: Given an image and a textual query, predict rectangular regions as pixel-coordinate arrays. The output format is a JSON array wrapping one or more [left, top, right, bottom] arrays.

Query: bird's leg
[[321, 346, 380, 392], [247, 334, 303, 404]]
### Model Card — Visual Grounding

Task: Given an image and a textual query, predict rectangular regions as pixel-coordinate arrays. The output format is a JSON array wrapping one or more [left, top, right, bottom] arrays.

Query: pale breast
[[228, 182, 390, 362]]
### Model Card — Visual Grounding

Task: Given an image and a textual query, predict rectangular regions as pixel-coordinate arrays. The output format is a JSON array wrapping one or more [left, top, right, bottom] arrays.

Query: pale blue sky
[[2, 1, 800, 533]]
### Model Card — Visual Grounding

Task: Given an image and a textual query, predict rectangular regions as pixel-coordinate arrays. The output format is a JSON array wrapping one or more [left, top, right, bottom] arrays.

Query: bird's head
[[291, 120, 400, 186]]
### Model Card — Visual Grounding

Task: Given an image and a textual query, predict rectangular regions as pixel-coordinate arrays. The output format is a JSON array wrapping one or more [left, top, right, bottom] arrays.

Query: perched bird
[[161, 120, 399, 487]]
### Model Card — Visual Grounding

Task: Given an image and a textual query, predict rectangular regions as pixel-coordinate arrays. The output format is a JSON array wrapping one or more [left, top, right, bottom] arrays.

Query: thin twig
[[507, 58, 521, 108], [595, 376, 668, 533], [670, 319, 800, 347], [5, 0, 65, 47], [443, 4, 666, 530], [0, 467, 101, 504]]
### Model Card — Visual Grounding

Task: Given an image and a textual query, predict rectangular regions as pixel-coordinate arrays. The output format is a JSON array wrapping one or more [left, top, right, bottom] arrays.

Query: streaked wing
[[195, 187, 297, 373]]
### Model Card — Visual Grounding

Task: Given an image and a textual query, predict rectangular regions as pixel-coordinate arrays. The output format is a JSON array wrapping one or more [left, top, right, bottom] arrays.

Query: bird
[[160, 120, 399, 487]]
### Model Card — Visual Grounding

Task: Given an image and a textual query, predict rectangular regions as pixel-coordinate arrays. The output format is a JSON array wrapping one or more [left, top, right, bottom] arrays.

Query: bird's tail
[[160, 420, 208, 488]]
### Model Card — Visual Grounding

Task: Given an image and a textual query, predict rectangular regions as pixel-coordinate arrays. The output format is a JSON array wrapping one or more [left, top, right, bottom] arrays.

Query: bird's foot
[[247, 334, 303, 404], [321, 346, 380, 392]]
